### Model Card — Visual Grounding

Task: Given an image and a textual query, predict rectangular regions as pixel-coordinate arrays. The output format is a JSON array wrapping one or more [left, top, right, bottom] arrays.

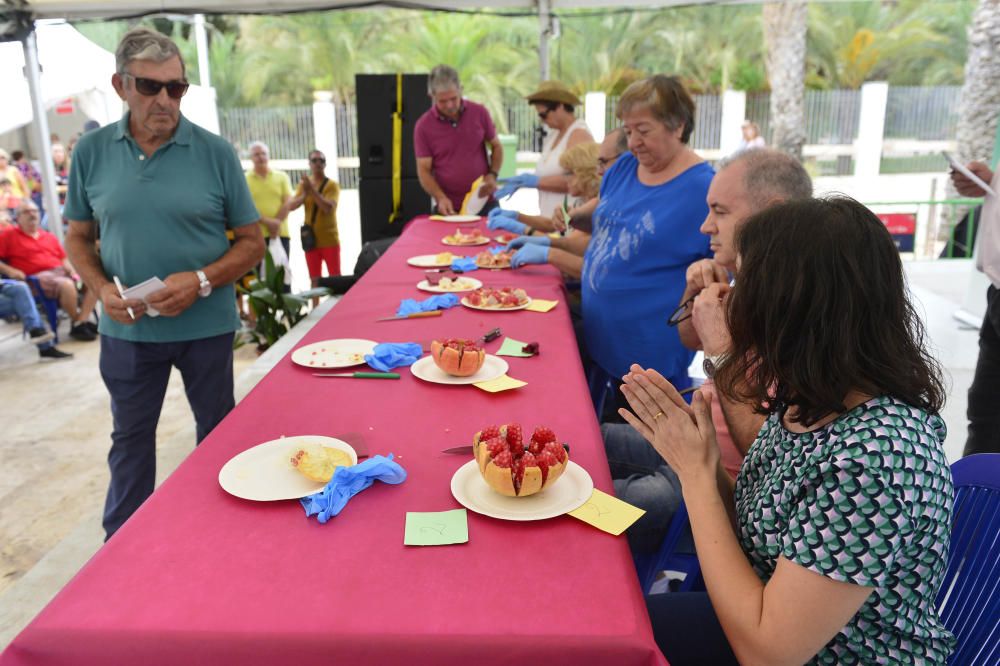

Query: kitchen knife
[[313, 372, 401, 379], [375, 310, 444, 322]]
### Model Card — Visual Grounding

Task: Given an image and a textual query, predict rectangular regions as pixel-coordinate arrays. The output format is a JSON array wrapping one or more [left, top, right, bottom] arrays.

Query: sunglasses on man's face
[[538, 109, 553, 120], [124, 73, 189, 99], [309, 157, 326, 164]]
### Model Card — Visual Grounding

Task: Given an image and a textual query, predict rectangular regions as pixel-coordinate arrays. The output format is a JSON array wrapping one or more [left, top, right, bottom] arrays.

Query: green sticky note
[[404, 509, 469, 546], [496, 337, 534, 357]]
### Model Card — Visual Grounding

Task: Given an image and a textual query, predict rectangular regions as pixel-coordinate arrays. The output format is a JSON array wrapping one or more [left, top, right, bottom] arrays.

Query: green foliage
[[237, 251, 329, 352], [72, 1, 977, 105]]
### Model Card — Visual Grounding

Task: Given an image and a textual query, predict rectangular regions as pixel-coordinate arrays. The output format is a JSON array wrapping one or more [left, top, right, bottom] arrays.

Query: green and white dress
[[735, 395, 956, 664]]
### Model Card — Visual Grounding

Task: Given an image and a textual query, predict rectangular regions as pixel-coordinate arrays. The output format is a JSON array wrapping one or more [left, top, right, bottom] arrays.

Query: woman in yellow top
[[285, 149, 341, 287]]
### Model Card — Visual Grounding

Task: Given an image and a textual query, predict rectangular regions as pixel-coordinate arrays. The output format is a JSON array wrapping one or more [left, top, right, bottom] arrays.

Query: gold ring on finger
[[653, 411, 665, 420]]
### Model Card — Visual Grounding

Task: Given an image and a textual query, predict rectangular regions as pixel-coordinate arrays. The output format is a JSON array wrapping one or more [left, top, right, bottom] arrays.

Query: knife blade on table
[[313, 372, 400, 379], [376, 310, 444, 322]]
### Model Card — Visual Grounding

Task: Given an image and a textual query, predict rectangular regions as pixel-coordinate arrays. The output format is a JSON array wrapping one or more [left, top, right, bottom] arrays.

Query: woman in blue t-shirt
[[581, 75, 713, 401], [619, 197, 954, 664]]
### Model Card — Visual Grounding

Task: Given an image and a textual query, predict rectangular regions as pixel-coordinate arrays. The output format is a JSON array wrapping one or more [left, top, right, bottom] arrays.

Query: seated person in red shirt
[[0, 201, 98, 341]]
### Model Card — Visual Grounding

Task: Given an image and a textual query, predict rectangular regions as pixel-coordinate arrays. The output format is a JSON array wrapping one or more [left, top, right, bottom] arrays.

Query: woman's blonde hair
[[616, 75, 696, 144], [559, 141, 601, 199]]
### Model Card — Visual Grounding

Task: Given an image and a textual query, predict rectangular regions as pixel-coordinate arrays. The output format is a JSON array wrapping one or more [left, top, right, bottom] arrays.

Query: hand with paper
[[100, 280, 149, 324], [145, 271, 202, 317], [301, 454, 407, 523]]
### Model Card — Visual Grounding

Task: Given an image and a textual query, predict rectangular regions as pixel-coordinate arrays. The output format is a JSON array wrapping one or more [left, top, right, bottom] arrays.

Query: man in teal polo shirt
[[64, 27, 264, 539]]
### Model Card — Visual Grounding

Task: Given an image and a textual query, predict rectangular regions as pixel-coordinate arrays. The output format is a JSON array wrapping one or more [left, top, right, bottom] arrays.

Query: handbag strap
[[308, 178, 329, 227]]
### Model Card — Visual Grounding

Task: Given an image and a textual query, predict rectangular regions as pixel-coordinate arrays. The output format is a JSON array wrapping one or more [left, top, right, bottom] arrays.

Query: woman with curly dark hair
[[619, 196, 954, 664]]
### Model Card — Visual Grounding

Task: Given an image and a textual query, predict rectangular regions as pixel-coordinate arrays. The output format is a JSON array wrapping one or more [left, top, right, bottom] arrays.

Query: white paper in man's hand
[[121, 277, 167, 317], [943, 151, 997, 198]]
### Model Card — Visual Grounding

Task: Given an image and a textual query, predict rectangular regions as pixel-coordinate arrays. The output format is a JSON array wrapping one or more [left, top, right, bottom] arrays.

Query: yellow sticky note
[[473, 374, 527, 393], [568, 489, 646, 536], [525, 299, 558, 313]]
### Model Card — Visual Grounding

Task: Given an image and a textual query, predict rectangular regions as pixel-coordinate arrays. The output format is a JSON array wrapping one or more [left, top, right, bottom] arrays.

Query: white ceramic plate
[[450, 460, 594, 521], [460, 296, 532, 312], [409, 354, 508, 385], [475, 258, 513, 270], [291, 339, 377, 369], [407, 254, 461, 268], [433, 214, 482, 223], [442, 236, 490, 247], [218, 435, 357, 501], [416, 277, 483, 294]]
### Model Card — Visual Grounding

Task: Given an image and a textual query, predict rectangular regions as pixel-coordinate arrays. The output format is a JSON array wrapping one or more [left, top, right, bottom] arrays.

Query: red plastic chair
[[936, 453, 1000, 665]]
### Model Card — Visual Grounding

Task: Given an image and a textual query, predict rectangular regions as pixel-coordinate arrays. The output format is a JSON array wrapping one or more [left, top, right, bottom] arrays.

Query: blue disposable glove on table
[[494, 173, 540, 200], [506, 235, 551, 251], [511, 243, 550, 268], [450, 257, 478, 272], [301, 454, 407, 523], [396, 293, 460, 316], [364, 342, 423, 371]]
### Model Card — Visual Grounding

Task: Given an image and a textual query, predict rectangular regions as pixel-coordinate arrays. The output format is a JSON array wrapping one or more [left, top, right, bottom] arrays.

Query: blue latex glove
[[301, 454, 407, 523], [488, 207, 517, 221], [364, 342, 423, 371], [489, 216, 528, 234], [506, 235, 551, 251], [494, 173, 540, 200], [511, 243, 550, 268], [396, 293, 460, 316], [450, 257, 478, 272]]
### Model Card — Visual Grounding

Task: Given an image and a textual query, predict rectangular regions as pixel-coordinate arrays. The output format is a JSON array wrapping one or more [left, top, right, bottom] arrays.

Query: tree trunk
[[763, 1, 808, 161], [956, 0, 1000, 166]]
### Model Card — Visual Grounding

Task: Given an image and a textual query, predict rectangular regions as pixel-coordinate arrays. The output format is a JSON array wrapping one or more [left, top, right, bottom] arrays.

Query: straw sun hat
[[526, 80, 581, 107]]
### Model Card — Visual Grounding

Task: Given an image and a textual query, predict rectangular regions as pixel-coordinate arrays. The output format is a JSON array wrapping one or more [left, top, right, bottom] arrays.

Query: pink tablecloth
[[1, 217, 666, 666]]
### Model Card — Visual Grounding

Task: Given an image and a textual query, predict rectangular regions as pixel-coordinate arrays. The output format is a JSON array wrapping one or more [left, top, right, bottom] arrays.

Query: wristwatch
[[703, 353, 725, 379], [486, 169, 498, 178], [196, 270, 212, 298]]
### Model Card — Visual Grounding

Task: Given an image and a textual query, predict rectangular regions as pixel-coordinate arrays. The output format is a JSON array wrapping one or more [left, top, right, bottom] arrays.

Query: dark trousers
[[99, 333, 235, 539], [966, 285, 1000, 455], [645, 592, 738, 665]]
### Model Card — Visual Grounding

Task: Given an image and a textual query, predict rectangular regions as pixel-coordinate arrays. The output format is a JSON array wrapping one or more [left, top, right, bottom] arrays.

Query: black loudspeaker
[[355, 74, 430, 180], [359, 177, 431, 244]]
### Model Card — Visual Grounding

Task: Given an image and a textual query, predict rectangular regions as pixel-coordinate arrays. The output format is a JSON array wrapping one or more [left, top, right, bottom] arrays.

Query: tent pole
[[538, 0, 551, 81], [194, 14, 211, 88], [21, 26, 63, 243]]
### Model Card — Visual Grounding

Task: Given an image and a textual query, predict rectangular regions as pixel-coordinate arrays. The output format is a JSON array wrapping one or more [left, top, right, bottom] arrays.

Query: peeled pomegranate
[[473, 423, 569, 497], [431, 338, 486, 377]]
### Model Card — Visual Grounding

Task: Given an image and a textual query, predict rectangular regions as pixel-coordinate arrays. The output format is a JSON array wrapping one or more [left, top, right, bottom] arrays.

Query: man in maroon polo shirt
[[0, 201, 98, 341], [414, 65, 503, 215]]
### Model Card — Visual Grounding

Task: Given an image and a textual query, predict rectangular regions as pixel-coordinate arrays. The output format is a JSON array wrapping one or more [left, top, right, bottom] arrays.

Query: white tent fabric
[[0, 20, 120, 135], [8, 0, 721, 20]]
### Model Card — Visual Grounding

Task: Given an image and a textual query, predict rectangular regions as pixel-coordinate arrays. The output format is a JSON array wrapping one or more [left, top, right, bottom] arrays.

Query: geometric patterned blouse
[[735, 395, 956, 664]]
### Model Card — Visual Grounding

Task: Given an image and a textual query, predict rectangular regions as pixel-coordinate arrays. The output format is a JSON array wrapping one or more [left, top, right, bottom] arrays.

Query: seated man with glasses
[[0, 201, 98, 341], [604, 148, 813, 556]]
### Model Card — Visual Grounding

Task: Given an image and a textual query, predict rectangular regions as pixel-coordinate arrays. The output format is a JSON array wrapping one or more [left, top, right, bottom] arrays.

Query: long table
[[1, 216, 667, 666]]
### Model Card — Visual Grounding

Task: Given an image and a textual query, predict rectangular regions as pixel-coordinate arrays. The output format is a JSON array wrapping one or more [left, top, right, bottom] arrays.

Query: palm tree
[[763, 1, 808, 159], [955, 0, 1000, 166]]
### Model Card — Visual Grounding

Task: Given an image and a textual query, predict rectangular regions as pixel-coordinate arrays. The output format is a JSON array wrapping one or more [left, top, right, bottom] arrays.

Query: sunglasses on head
[[124, 73, 189, 99]]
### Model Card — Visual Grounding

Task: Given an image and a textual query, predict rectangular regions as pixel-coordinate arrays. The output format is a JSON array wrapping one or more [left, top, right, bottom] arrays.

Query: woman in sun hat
[[494, 80, 593, 217]]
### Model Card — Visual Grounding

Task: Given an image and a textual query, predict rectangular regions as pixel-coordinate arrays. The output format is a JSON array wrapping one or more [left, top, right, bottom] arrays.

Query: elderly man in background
[[0, 201, 98, 341], [414, 65, 503, 216], [64, 27, 264, 539], [246, 141, 292, 262], [604, 148, 813, 554]]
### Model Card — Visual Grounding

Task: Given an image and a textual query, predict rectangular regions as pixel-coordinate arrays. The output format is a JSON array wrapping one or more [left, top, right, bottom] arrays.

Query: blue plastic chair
[[936, 453, 1000, 665], [636, 502, 703, 594], [587, 364, 615, 420], [25, 275, 60, 343]]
